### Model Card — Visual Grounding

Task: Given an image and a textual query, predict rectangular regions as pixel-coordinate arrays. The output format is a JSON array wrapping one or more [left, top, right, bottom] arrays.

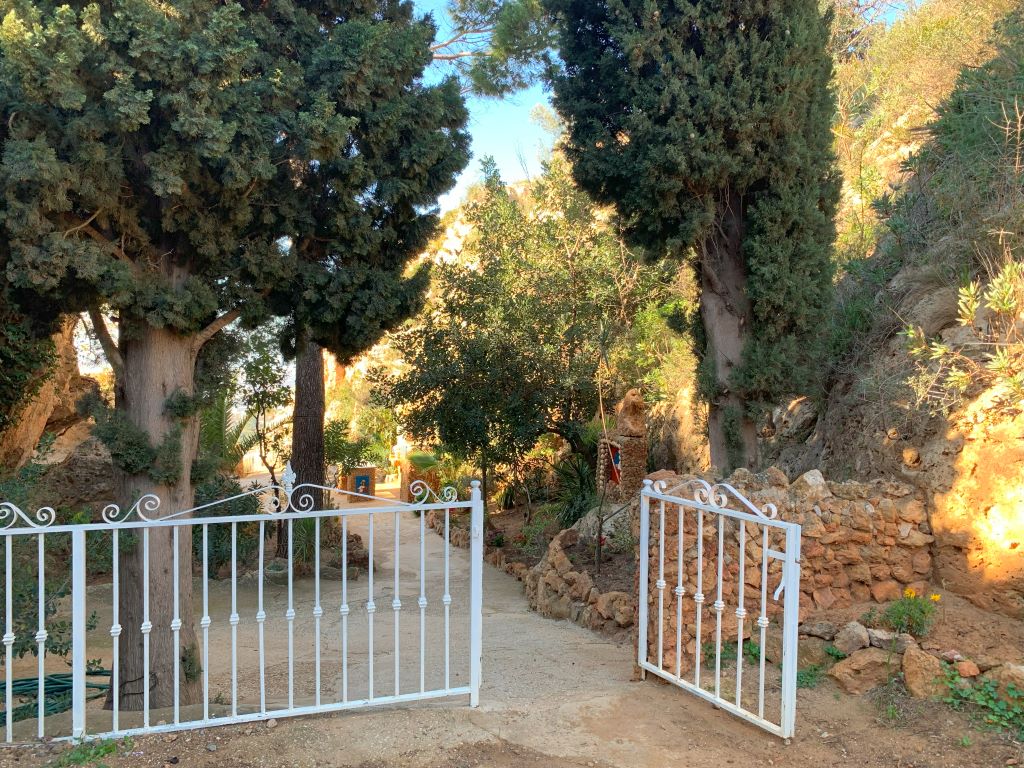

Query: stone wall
[[524, 528, 636, 634], [638, 467, 933, 676]]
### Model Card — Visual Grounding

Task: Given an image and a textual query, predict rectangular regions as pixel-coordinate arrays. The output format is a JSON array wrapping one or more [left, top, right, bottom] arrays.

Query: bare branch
[[193, 307, 241, 352], [87, 305, 124, 376]]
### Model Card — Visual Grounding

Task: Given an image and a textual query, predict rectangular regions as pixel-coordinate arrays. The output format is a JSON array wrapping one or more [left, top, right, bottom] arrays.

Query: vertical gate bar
[[637, 481, 650, 671], [71, 529, 86, 740], [780, 523, 802, 739], [142, 527, 151, 728], [735, 521, 747, 706], [287, 518, 294, 710], [367, 513, 375, 701], [201, 524, 210, 722], [713, 515, 724, 699], [675, 502, 684, 679], [112, 529, 121, 732], [231, 522, 239, 717], [469, 481, 483, 707], [314, 518, 322, 708], [341, 515, 349, 703], [656, 500, 665, 670], [3, 536, 12, 743], [257, 520, 266, 714], [418, 506, 426, 694], [392, 510, 401, 697], [36, 533, 46, 738], [693, 509, 704, 688], [443, 508, 451, 692], [757, 526, 769, 720], [171, 527, 179, 725]]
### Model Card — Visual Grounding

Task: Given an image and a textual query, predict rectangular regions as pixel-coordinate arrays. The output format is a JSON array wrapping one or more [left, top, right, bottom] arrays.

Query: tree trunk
[[698, 187, 759, 473], [110, 322, 202, 711], [291, 334, 326, 509]]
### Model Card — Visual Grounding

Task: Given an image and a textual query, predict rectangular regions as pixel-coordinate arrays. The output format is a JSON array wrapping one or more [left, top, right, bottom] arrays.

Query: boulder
[[903, 646, 945, 699], [833, 621, 870, 656], [867, 628, 917, 654], [829, 648, 900, 695], [955, 660, 980, 678], [800, 620, 837, 641], [980, 664, 1024, 704]]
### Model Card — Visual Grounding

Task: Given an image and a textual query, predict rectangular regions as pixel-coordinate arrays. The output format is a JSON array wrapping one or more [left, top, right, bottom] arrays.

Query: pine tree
[[0, 0, 467, 708], [544, 0, 840, 470]]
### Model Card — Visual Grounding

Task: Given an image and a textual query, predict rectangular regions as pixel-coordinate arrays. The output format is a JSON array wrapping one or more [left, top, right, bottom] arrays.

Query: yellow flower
[[903, 587, 917, 599], [929, 593, 941, 602]]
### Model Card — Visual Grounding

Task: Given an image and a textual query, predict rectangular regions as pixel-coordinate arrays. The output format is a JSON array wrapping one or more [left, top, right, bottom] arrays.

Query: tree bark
[[110, 321, 202, 711], [698, 187, 759, 473], [291, 334, 326, 509]]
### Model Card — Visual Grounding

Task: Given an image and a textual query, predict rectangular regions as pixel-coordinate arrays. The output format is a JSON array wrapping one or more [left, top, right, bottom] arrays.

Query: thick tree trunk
[[698, 187, 759, 473], [291, 335, 326, 509], [110, 323, 202, 711]]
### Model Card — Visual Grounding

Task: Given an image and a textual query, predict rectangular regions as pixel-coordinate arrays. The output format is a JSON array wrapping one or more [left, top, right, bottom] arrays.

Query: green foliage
[[324, 419, 386, 475], [552, 454, 597, 528], [545, 0, 840, 410], [514, 503, 557, 557], [0, 0, 470, 495], [433, 0, 554, 97], [192, 475, 261, 572], [825, 645, 848, 661], [0, 308, 55, 436], [797, 664, 826, 689], [701, 640, 763, 668], [880, 589, 938, 637], [54, 737, 128, 768], [376, 154, 672, 473], [943, 666, 1024, 739], [78, 392, 156, 477]]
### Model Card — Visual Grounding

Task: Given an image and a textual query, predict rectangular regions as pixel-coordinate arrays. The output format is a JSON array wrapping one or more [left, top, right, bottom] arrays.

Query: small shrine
[[597, 389, 648, 501]]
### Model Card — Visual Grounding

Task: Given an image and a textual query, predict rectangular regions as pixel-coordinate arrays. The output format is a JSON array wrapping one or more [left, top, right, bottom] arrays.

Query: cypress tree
[[544, 0, 840, 470], [0, 0, 467, 708]]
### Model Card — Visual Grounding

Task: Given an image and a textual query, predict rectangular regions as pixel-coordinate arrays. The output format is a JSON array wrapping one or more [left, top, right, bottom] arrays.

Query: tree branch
[[87, 305, 124, 376], [193, 307, 241, 351]]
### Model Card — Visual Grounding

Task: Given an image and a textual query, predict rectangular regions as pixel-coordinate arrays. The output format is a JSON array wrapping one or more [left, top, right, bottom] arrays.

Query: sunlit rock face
[[931, 386, 1024, 620]]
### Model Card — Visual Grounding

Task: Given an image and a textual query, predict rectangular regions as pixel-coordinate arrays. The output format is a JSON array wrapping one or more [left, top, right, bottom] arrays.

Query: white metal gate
[[0, 463, 483, 743], [638, 478, 801, 739]]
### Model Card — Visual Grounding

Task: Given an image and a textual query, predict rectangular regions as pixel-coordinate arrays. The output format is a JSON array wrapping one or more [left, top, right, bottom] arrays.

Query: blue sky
[[415, 0, 555, 210]]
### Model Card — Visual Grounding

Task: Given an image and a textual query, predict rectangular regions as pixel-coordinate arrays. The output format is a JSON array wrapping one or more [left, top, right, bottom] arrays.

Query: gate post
[[469, 480, 484, 707], [637, 480, 652, 675], [779, 523, 803, 740], [71, 528, 87, 740]]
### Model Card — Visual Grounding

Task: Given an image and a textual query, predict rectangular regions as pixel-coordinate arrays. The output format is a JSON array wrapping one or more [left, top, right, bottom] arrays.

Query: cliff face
[[0, 317, 98, 469]]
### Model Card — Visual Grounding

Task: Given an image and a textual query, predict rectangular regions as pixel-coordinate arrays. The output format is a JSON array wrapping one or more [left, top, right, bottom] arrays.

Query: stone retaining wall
[[523, 528, 636, 634], [638, 467, 933, 676]]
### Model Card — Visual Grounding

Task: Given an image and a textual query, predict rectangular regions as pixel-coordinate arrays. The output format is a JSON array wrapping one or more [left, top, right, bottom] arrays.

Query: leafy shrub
[[514, 504, 557, 558], [797, 665, 825, 689], [552, 454, 597, 528], [192, 475, 262, 572], [880, 588, 940, 637]]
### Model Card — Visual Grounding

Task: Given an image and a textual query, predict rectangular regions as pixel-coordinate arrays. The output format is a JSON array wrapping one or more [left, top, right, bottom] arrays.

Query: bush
[[880, 588, 940, 637], [943, 665, 1024, 738], [552, 454, 597, 529], [192, 475, 262, 572]]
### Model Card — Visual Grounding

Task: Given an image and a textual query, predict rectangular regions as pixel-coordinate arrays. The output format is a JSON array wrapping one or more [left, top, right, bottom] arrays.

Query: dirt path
[[4, 513, 1022, 768]]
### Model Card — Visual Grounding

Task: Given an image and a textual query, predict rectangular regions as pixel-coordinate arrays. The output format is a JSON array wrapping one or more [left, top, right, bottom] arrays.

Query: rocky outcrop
[[0, 318, 98, 469]]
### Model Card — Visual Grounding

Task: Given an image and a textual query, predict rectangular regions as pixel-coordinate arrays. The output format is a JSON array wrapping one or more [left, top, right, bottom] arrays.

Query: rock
[[897, 528, 935, 547], [833, 621, 870, 656], [870, 580, 903, 603], [595, 591, 631, 623], [956, 660, 980, 678], [792, 470, 831, 502], [614, 389, 646, 437], [800, 620, 837, 641], [829, 648, 900, 694], [980, 664, 1024, 704], [940, 649, 965, 663], [266, 718, 278, 729], [901, 447, 921, 468], [903, 646, 945, 699], [763, 631, 832, 668], [206, 744, 217, 753]]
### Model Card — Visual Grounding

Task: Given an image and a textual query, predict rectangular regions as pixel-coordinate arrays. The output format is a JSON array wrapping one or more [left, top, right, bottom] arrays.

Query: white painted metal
[[0, 463, 484, 744], [637, 478, 802, 740]]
